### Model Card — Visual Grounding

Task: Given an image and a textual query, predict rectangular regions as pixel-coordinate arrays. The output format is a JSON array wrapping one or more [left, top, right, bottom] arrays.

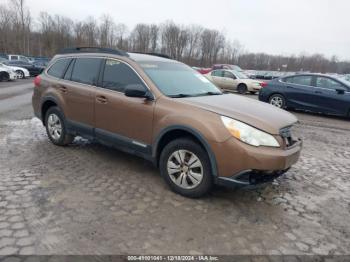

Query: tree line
[[1, 0, 349, 74]]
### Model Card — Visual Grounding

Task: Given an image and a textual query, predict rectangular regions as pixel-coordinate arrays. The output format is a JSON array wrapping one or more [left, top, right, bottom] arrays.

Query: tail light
[[260, 82, 268, 88], [34, 76, 41, 87]]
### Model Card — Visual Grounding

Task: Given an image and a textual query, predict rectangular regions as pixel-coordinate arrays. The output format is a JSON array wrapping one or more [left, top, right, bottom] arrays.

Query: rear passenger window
[[101, 59, 145, 93], [211, 70, 223, 77], [63, 59, 74, 80], [47, 59, 72, 78], [71, 58, 102, 85], [284, 76, 312, 86]]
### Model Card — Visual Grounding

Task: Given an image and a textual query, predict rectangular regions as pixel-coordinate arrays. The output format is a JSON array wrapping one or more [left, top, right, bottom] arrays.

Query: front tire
[[45, 107, 74, 146], [0, 72, 10, 82], [159, 138, 213, 198], [269, 94, 286, 109]]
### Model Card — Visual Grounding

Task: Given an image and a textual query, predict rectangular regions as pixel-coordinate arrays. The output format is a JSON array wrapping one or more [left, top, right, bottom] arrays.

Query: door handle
[[315, 90, 322, 94], [59, 86, 67, 93], [96, 95, 108, 104], [286, 86, 294, 89]]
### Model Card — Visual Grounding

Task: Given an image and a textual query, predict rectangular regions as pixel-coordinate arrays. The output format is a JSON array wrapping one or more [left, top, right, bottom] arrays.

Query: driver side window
[[102, 59, 146, 93], [316, 77, 345, 91]]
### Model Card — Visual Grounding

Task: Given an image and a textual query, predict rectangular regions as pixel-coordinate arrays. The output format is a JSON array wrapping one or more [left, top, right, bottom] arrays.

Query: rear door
[[62, 57, 103, 137], [313, 76, 350, 115], [281, 75, 316, 110], [94, 58, 155, 153], [210, 70, 225, 88], [222, 70, 239, 90]]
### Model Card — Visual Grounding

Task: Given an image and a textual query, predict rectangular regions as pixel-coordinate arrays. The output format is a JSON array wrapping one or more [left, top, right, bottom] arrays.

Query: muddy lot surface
[[0, 79, 349, 255]]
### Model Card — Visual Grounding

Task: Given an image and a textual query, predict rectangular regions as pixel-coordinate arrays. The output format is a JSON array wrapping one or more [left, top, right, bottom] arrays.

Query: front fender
[[153, 124, 219, 177]]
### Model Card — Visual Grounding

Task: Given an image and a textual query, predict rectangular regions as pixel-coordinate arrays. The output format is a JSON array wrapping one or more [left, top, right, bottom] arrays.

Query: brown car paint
[[32, 51, 302, 189]]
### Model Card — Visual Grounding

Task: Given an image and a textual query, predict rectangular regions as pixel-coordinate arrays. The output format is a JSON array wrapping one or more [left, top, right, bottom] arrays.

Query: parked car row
[[246, 70, 295, 80], [196, 64, 243, 75], [0, 54, 49, 81]]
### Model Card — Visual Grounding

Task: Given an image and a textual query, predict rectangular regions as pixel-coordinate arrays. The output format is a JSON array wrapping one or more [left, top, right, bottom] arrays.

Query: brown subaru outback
[[32, 47, 302, 198]]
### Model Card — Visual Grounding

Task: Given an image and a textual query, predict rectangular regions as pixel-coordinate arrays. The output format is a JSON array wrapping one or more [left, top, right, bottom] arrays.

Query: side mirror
[[336, 87, 346, 94], [125, 84, 153, 100]]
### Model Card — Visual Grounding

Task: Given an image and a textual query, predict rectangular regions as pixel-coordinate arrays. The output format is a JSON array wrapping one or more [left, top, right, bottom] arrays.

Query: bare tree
[[161, 21, 189, 60], [0, 0, 349, 74]]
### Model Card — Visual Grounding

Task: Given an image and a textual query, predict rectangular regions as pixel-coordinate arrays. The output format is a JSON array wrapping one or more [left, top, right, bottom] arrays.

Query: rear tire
[[159, 138, 213, 198], [237, 83, 248, 94], [45, 107, 74, 146], [16, 70, 25, 79]]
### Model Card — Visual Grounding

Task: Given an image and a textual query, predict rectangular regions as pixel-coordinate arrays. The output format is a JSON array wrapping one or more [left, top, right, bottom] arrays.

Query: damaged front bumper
[[215, 168, 290, 187]]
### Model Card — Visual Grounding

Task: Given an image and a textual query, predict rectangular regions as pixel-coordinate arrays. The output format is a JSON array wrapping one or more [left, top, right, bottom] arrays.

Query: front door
[[313, 76, 350, 115], [94, 59, 155, 153]]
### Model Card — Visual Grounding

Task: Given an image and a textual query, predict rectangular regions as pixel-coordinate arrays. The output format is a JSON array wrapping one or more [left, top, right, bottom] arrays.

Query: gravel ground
[[0, 79, 349, 256]]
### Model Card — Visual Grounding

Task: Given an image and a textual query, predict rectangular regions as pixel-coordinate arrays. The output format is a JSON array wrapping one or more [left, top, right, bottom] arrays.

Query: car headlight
[[221, 116, 280, 147]]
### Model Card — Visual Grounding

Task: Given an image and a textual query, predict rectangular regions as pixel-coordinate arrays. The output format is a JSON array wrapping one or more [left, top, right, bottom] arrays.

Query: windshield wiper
[[168, 91, 223, 98], [168, 94, 195, 98], [195, 91, 223, 96]]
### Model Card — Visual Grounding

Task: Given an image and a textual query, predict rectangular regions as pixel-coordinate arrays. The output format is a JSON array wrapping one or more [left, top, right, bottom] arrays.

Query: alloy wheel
[[47, 113, 62, 141], [16, 70, 24, 79], [167, 150, 203, 189], [270, 96, 284, 108]]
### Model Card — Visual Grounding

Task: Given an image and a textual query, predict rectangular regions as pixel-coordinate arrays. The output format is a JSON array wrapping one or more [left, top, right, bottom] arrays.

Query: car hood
[[179, 94, 298, 135]]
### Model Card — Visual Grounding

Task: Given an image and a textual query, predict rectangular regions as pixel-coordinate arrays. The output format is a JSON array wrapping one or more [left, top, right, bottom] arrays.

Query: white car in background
[[204, 69, 265, 94], [0, 64, 17, 81], [7, 54, 32, 63], [0, 62, 30, 79]]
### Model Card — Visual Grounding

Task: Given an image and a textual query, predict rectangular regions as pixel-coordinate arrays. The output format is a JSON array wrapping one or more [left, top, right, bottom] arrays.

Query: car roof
[[285, 73, 339, 78], [53, 49, 178, 65], [128, 53, 176, 63]]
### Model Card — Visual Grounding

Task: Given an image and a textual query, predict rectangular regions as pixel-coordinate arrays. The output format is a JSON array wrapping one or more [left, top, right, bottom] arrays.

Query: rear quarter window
[[47, 58, 72, 78]]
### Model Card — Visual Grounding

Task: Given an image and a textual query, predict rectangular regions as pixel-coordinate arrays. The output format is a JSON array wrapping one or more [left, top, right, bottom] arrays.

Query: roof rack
[[133, 52, 172, 59], [58, 47, 129, 57]]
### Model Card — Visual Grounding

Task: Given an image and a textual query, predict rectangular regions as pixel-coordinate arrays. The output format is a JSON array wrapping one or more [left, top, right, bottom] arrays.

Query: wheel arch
[[40, 97, 60, 126], [153, 125, 218, 177]]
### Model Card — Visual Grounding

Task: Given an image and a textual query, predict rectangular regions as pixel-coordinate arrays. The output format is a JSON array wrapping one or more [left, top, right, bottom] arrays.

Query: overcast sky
[[25, 0, 350, 60]]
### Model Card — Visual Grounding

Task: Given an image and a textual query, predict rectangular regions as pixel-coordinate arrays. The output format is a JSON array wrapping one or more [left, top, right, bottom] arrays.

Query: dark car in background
[[33, 60, 49, 67], [0, 53, 7, 59], [259, 74, 350, 117], [4, 60, 44, 76]]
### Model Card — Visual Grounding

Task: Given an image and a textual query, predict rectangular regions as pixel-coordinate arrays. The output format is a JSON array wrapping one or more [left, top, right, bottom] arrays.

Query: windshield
[[337, 75, 350, 87], [227, 65, 243, 72], [232, 70, 249, 79], [141, 62, 222, 97], [0, 63, 9, 68]]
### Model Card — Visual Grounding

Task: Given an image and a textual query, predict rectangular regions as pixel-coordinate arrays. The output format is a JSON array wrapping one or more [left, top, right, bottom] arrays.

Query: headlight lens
[[221, 116, 280, 147]]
